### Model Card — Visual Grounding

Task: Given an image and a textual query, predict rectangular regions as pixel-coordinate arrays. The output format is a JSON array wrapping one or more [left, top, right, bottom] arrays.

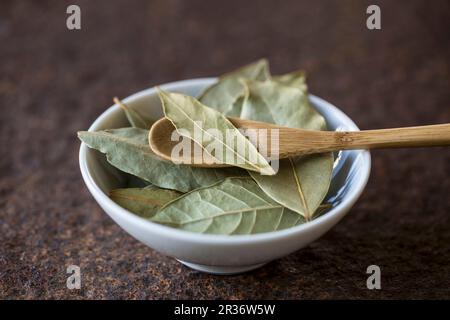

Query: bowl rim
[[79, 77, 371, 244]]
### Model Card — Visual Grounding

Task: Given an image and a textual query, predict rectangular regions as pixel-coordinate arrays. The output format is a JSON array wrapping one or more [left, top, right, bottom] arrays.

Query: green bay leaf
[[78, 128, 246, 192], [110, 187, 182, 218], [158, 89, 275, 175], [240, 79, 334, 220], [151, 177, 305, 235], [198, 59, 270, 113]]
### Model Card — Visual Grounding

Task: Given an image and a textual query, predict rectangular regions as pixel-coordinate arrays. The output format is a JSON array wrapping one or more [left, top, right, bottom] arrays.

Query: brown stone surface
[[0, 0, 449, 299]]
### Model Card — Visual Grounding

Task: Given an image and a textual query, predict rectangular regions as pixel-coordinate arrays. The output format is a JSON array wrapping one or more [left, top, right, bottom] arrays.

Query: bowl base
[[177, 260, 267, 275]]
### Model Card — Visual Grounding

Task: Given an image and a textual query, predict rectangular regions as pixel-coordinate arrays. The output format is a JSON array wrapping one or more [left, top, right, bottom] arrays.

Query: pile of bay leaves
[[78, 59, 334, 235]]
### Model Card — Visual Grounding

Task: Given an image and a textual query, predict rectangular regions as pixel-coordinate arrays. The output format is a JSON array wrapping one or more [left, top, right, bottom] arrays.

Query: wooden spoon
[[149, 117, 450, 167]]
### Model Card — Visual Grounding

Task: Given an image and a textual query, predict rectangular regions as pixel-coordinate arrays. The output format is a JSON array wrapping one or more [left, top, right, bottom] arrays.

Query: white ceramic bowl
[[79, 78, 371, 275]]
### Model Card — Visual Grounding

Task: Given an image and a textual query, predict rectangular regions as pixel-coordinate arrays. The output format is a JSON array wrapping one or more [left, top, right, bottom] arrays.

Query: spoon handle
[[331, 123, 450, 151], [231, 118, 450, 156]]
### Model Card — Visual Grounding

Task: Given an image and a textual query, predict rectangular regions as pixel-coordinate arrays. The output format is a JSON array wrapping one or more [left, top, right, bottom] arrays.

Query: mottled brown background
[[0, 0, 449, 299]]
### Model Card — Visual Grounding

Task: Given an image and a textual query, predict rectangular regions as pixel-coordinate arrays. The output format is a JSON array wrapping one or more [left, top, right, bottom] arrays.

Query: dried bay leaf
[[110, 186, 182, 218], [114, 97, 151, 129], [223, 69, 306, 118], [78, 128, 246, 192], [158, 89, 275, 175], [272, 70, 308, 93], [252, 156, 333, 220], [198, 59, 270, 114], [224, 94, 246, 118], [239, 79, 334, 220], [151, 177, 305, 235], [201, 62, 306, 118], [240, 79, 325, 130]]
